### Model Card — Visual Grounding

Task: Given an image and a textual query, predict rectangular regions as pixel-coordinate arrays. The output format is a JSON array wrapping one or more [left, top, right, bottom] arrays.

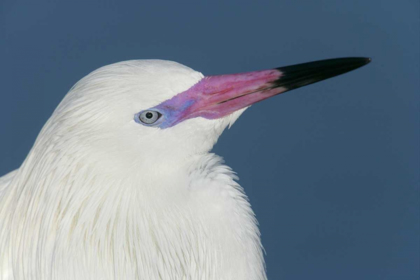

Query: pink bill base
[[153, 69, 284, 128]]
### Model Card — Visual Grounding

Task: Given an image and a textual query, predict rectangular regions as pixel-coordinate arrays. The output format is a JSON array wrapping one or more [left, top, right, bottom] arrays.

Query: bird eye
[[138, 110, 162, 125]]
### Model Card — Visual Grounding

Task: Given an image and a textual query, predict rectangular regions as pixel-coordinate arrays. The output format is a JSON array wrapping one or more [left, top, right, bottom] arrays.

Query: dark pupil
[[145, 112, 153, 119]]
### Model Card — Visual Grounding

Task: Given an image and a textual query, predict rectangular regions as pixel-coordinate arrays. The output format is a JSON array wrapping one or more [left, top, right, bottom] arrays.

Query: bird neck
[[0, 145, 267, 280]]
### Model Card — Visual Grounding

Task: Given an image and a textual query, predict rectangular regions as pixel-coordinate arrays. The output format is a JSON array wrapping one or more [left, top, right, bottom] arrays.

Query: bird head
[[46, 58, 369, 174]]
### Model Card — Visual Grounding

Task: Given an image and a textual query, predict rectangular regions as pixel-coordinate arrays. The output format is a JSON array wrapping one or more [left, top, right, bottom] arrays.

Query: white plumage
[[0, 57, 369, 279], [0, 60, 265, 280]]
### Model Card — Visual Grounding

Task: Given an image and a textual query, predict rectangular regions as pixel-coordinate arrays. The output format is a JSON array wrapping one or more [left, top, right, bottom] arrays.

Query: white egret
[[0, 58, 370, 280]]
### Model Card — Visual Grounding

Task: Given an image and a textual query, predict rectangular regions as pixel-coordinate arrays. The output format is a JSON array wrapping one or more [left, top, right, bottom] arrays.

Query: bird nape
[[0, 57, 370, 280]]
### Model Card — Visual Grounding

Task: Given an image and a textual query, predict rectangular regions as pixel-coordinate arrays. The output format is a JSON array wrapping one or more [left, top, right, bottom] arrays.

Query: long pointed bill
[[153, 57, 371, 128]]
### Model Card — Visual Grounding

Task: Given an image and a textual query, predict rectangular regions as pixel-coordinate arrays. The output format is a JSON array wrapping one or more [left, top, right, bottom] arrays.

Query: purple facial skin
[[135, 57, 371, 129]]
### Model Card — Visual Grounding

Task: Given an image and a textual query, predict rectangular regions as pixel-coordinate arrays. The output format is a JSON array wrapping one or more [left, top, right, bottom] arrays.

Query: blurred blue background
[[1, 1, 419, 279]]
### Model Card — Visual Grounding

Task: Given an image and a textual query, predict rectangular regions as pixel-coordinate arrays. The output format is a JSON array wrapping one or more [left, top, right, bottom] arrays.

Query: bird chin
[[225, 107, 248, 129]]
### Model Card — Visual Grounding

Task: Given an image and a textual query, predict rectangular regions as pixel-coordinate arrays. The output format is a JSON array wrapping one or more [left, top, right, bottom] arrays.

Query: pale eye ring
[[138, 110, 162, 125]]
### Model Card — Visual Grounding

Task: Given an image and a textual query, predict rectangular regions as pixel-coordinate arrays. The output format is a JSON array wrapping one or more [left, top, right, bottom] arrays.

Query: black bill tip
[[274, 57, 371, 91]]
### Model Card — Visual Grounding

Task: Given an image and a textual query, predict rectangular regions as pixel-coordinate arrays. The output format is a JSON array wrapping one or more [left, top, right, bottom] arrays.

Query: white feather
[[0, 60, 265, 280]]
